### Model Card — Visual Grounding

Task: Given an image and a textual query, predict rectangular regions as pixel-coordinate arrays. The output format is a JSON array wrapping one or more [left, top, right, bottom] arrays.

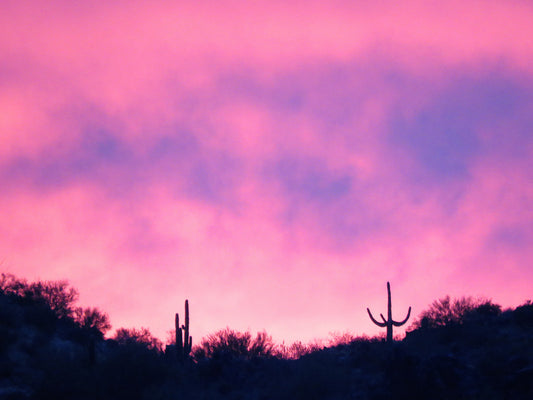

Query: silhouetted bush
[[112, 327, 163, 352], [470, 301, 502, 317], [193, 328, 275, 361], [410, 296, 500, 329], [0, 273, 79, 320], [74, 307, 112, 338], [513, 300, 533, 326], [275, 340, 319, 359]]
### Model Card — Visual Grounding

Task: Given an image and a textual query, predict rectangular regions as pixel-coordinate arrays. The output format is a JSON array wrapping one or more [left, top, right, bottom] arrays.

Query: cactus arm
[[367, 282, 411, 342], [175, 313, 183, 351], [392, 306, 411, 327], [367, 308, 387, 327]]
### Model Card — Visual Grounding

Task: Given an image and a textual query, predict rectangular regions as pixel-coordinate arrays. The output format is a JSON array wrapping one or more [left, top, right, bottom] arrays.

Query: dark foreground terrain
[[1, 273, 532, 399]]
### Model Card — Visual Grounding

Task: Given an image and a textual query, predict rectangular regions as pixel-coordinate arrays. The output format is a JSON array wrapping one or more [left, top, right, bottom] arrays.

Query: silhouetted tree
[[0, 272, 25, 295], [464, 301, 502, 320], [410, 296, 499, 329], [113, 327, 163, 351], [275, 340, 320, 359], [28, 280, 79, 319], [249, 331, 276, 357], [328, 332, 358, 347], [0, 273, 78, 319], [75, 307, 112, 337], [193, 328, 275, 360], [513, 300, 533, 326]]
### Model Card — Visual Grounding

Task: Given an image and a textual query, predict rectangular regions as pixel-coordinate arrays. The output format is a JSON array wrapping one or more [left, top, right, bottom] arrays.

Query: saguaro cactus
[[175, 299, 192, 359], [367, 282, 411, 342]]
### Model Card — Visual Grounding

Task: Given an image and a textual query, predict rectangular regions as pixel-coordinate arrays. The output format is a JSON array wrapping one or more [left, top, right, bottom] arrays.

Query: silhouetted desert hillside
[[1, 273, 532, 399]]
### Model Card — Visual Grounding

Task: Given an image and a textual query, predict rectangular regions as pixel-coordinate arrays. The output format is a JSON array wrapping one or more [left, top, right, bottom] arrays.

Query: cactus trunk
[[386, 282, 393, 342], [184, 300, 190, 354], [175, 300, 191, 360], [367, 282, 411, 343], [175, 313, 183, 353]]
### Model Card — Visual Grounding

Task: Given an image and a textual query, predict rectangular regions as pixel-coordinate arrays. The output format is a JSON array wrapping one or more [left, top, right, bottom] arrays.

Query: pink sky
[[1, 1, 532, 344]]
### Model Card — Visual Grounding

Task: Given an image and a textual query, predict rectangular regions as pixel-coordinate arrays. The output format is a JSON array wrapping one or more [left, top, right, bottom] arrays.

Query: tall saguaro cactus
[[367, 282, 411, 342], [175, 299, 192, 359]]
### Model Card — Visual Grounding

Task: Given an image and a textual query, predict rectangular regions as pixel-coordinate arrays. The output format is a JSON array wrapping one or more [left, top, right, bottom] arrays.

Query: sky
[[1, 0, 532, 344]]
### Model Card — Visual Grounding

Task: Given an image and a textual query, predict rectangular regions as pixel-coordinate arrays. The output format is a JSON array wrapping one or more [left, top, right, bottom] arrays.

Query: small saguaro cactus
[[175, 299, 192, 359], [367, 282, 411, 342]]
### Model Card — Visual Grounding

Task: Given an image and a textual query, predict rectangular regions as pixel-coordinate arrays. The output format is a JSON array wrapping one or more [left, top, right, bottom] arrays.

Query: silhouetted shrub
[[471, 301, 502, 316], [193, 328, 275, 361], [113, 327, 163, 352], [513, 300, 533, 327], [0, 273, 26, 296], [275, 340, 316, 360], [0, 273, 79, 320], [28, 280, 79, 319], [410, 296, 499, 329], [74, 307, 112, 337]]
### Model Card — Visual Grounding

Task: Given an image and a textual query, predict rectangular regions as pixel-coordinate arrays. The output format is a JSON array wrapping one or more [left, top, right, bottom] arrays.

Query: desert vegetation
[[1, 272, 532, 399]]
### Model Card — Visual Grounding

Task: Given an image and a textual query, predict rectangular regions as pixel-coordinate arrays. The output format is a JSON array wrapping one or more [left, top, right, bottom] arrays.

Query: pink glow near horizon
[[1, 1, 532, 344]]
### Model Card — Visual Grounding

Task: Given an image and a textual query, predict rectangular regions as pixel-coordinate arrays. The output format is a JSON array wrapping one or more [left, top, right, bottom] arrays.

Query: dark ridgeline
[[1, 272, 533, 400], [367, 281, 411, 342]]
